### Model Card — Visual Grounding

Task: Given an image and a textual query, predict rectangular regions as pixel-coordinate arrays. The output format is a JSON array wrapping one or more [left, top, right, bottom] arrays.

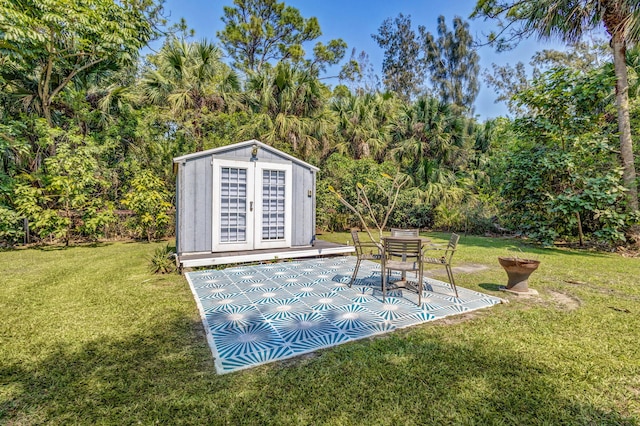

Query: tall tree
[[372, 14, 424, 101], [422, 16, 480, 112], [217, 0, 345, 74], [0, 0, 155, 149], [338, 48, 381, 95], [472, 0, 640, 211]]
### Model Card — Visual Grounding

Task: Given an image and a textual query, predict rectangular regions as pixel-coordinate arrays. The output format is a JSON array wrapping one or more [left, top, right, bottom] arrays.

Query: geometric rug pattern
[[185, 257, 503, 374]]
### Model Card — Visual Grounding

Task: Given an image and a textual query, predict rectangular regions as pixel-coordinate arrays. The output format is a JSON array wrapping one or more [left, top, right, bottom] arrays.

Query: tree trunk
[[576, 211, 584, 247], [358, 140, 370, 159], [42, 96, 56, 156], [193, 120, 203, 152], [41, 45, 56, 157], [611, 33, 638, 211]]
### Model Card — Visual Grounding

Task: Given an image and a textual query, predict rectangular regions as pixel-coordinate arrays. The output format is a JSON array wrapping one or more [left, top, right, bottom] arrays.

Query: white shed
[[173, 140, 353, 269]]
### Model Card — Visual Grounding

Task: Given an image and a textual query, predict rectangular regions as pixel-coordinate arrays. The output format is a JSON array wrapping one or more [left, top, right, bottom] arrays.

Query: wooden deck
[[177, 240, 355, 269]]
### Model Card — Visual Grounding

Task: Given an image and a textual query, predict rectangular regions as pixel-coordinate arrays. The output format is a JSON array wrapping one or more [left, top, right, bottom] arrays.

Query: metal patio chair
[[349, 230, 383, 287], [381, 237, 424, 305], [389, 228, 420, 281], [422, 233, 460, 297]]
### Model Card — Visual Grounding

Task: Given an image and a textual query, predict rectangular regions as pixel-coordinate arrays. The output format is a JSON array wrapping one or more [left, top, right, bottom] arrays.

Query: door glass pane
[[220, 167, 247, 243], [262, 169, 285, 240]]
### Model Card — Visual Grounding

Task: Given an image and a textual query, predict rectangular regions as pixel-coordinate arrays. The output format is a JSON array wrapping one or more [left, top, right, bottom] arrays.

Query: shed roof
[[172, 139, 320, 172]]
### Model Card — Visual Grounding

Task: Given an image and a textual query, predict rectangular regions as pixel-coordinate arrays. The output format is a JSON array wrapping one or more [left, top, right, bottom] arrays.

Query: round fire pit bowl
[[498, 257, 540, 294]]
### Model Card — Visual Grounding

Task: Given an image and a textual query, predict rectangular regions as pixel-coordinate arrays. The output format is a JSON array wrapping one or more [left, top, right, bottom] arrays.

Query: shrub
[[149, 244, 176, 274], [0, 206, 24, 246], [121, 170, 172, 241], [389, 193, 434, 230]]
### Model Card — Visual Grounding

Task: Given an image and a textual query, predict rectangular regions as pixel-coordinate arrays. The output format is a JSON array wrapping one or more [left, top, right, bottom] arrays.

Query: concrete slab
[[499, 286, 539, 296]]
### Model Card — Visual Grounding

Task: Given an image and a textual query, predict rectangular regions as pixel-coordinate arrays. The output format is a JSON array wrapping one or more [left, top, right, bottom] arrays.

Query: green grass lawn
[[1, 234, 639, 425]]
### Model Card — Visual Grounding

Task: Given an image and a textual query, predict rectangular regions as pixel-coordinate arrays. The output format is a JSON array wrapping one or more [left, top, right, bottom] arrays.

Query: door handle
[[250, 201, 253, 211]]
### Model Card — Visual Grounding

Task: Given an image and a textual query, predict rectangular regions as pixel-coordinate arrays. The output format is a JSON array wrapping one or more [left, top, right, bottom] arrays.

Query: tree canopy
[[423, 16, 480, 112], [217, 0, 346, 75], [0, 0, 155, 132], [472, 0, 640, 211], [372, 13, 424, 101]]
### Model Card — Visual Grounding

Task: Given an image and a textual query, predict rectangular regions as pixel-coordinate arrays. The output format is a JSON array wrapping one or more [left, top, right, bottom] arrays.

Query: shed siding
[[291, 165, 315, 246], [178, 155, 212, 253], [215, 146, 291, 165], [255, 148, 290, 164], [175, 170, 180, 253]]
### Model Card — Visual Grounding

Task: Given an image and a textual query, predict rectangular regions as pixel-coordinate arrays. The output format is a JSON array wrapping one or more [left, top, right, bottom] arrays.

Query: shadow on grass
[[426, 232, 612, 260], [478, 282, 503, 292], [2, 314, 635, 424], [32, 241, 114, 251], [121, 238, 176, 245]]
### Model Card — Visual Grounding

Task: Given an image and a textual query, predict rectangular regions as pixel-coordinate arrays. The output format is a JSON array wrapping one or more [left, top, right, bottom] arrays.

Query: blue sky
[[161, 0, 564, 119]]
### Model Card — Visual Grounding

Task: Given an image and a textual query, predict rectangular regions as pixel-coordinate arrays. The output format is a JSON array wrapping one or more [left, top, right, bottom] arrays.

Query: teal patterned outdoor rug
[[185, 257, 502, 374]]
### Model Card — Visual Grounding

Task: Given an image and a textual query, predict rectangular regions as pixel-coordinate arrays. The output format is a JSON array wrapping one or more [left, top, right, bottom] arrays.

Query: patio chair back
[[384, 237, 422, 262], [390, 228, 419, 237], [382, 237, 424, 305], [350, 230, 381, 259], [443, 233, 460, 263]]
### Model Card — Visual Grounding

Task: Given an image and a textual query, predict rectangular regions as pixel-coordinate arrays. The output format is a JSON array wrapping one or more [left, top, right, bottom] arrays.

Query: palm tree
[[473, 0, 640, 211], [241, 62, 330, 161], [142, 38, 239, 151], [331, 92, 397, 161], [392, 96, 469, 186]]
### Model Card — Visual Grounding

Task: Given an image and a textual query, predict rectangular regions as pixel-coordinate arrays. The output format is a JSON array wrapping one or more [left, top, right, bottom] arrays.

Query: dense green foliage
[[0, 0, 155, 132], [1, 0, 639, 248], [494, 64, 640, 245], [472, 0, 640, 211], [121, 170, 172, 241]]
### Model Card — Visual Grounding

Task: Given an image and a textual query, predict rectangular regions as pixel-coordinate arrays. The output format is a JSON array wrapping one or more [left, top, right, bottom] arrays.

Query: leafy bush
[[389, 190, 434, 229], [11, 137, 116, 244], [500, 144, 630, 246], [121, 170, 172, 241], [0, 206, 24, 246], [433, 203, 464, 232], [80, 202, 117, 240], [315, 179, 344, 231], [319, 153, 404, 233], [551, 172, 629, 245], [13, 183, 69, 243], [45, 140, 114, 244], [458, 195, 500, 234]]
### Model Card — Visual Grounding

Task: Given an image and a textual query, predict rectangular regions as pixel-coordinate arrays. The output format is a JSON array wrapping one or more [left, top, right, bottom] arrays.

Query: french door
[[212, 159, 291, 252]]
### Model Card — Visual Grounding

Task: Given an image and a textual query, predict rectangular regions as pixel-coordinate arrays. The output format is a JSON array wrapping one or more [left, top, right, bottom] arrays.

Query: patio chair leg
[[382, 269, 386, 302], [349, 258, 361, 288], [446, 265, 458, 297]]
